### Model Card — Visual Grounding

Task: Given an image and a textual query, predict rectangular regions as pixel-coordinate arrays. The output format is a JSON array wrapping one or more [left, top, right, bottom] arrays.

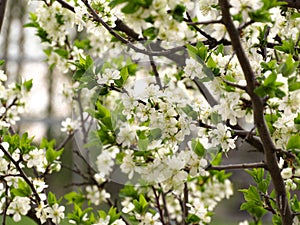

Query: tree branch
[[219, 1, 293, 224]]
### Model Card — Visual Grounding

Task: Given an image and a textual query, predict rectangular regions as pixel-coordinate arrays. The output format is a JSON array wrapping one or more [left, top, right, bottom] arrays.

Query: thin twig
[[55, 132, 75, 151], [152, 186, 166, 225], [148, 52, 163, 90], [186, 19, 223, 25], [222, 79, 247, 90], [238, 20, 255, 31], [161, 191, 170, 224], [206, 162, 267, 171]]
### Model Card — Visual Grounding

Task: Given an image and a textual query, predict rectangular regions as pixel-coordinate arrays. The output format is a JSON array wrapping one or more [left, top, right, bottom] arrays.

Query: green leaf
[[286, 134, 300, 150], [95, 101, 111, 119], [264, 72, 277, 86], [288, 76, 300, 91], [210, 112, 221, 124], [249, 9, 271, 22], [133, 194, 148, 214], [54, 48, 69, 58], [246, 168, 270, 193], [119, 184, 139, 199], [0, 60, 4, 66], [278, 55, 299, 77], [186, 214, 200, 223], [64, 191, 85, 206], [240, 186, 261, 202], [23, 79, 33, 92], [261, 60, 277, 72], [74, 39, 91, 50], [149, 128, 162, 140], [10, 179, 32, 197], [109, 0, 130, 8], [48, 191, 58, 206], [46, 148, 64, 163], [40, 137, 56, 150], [181, 105, 197, 120], [138, 138, 149, 151], [272, 214, 282, 225], [294, 113, 300, 131], [274, 40, 295, 54], [171, 4, 185, 22], [121, 1, 140, 14], [191, 139, 205, 157], [115, 67, 129, 87], [142, 27, 158, 40], [108, 207, 122, 223]]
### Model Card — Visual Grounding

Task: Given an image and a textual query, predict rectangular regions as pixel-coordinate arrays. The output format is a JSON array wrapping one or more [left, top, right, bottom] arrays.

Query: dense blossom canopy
[[0, 0, 300, 225]]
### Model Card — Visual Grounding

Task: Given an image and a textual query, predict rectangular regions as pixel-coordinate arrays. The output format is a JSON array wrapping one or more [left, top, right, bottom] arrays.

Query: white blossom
[[86, 185, 110, 205], [184, 58, 204, 80], [97, 68, 121, 86], [7, 197, 31, 222], [61, 117, 80, 133], [281, 167, 293, 179], [45, 203, 65, 224]]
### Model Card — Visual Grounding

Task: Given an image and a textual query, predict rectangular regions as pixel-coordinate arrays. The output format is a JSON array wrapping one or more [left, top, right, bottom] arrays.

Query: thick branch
[[219, 1, 293, 224], [0, 0, 7, 33]]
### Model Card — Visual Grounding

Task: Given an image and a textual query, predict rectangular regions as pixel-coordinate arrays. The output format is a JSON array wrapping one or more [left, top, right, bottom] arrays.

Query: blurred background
[[0, 1, 273, 224], [0, 0, 74, 204]]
